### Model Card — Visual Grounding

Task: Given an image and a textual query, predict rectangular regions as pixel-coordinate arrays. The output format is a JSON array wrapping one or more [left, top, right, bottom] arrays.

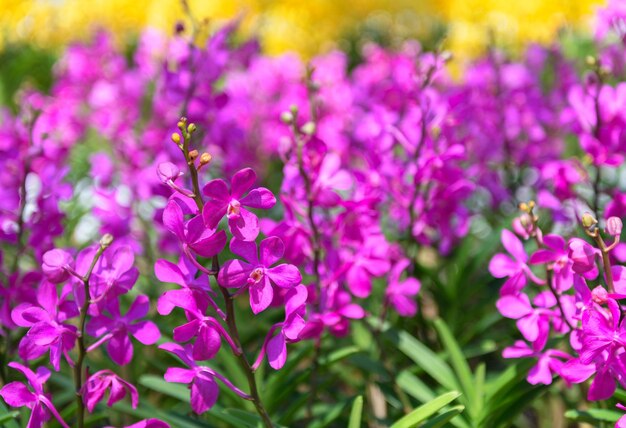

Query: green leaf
[[308, 401, 349, 428], [383, 325, 457, 391], [397, 370, 435, 403], [565, 408, 622, 424], [139, 375, 190, 402], [473, 362, 486, 418], [319, 346, 361, 366], [0, 410, 19, 424], [390, 391, 461, 428], [421, 405, 465, 428], [348, 396, 364, 428], [433, 319, 475, 410], [0, 399, 20, 428]]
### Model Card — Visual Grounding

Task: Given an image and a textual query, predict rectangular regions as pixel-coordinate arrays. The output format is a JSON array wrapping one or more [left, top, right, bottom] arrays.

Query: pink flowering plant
[[6, 3, 626, 427]]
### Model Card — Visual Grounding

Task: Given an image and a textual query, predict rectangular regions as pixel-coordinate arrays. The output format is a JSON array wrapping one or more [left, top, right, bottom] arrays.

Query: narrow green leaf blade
[[565, 408, 622, 424], [390, 391, 461, 428], [348, 396, 364, 428], [433, 319, 475, 410], [421, 405, 465, 428], [383, 324, 457, 391]]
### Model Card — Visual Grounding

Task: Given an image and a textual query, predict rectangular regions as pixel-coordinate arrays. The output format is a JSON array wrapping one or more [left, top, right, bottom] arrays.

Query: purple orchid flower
[[12, 281, 78, 371], [105, 420, 171, 428], [503, 340, 572, 385], [568, 238, 600, 277], [78, 244, 139, 306], [529, 234, 574, 292], [163, 198, 227, 273], [82, 369, 139, 413], [160, 343, 251, 414], [165, 292, 239, 361], [489, 229, 545, 295], [301, 283, 365, 339], [0, 362, 69, 428], [0, 272, 38, 330], [202, 167, 276, 241], [218, 237, 302, 314], [579, 300, 626, 365], [496, 291, 561, 349], [154, 257, 223, 318], [253, 285, 308, 370], [343, 235, 391, 298], [157, 161, 195, 198], [86, 295, 160, 365], [41, 248, 74, 284], [385, 258, 421, 317]]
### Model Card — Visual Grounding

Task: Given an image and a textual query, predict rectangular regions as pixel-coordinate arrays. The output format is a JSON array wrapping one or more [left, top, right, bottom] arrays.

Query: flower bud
[[568, 238, 597, 274], [100, 233, 114, 248], [199, 152, 212, 166], [189, 150, 199, 161], [582, 212, 597, 228], [606, 216, 623, 237], [156, 162, 182, 183], [187, 123, 197, 133], [171, 133, 181, 144], [280, 111, 294, 124], [42, 249, 74, 283], [301, 122, 316, 135]]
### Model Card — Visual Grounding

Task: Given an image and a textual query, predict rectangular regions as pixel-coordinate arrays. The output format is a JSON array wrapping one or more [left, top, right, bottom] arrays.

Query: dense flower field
[[3, 1, 626, 427]]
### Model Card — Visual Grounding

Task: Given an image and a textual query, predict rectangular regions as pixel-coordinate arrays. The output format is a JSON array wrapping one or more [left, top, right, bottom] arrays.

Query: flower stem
[[74, 237, 110, 428], [181, 125, 273, 428]]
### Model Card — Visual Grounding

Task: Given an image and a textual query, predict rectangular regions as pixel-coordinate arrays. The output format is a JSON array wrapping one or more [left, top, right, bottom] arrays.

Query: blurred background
[[0, 0, 607, 105]]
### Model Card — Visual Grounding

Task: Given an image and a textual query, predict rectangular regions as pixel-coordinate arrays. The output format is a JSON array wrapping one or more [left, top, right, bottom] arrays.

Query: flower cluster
[[4, 3, 626, 426], [1, 235, 164, 427]]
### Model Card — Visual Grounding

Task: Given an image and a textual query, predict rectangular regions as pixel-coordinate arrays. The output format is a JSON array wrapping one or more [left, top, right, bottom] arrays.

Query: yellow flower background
[[0, 0, 607, 60]]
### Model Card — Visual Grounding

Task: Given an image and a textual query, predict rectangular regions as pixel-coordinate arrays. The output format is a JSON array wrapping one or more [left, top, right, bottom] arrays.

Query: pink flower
[[496, 291, 560, 349], [80, 244, 139, 305], [0, 362, 69, 428], [202, 168, 276, 241], [12, 281, 78, 371], [163, 198, 227, 270], [82, 369, 138, 413], [489, 229, 544, 295], [218, 237, 302, 314], [386, 259, 421, 317], [41, 249, 74, 283], [253, 285, 307, 370], [154, 257, 221, 317], [503, 341, 572, 385], [86, 295, 160, 365], [300, 284, 365, 339], [579, 301, 626, 365], [568, 238, 599, 276], [343, 235, 391, 298], [529, 234, 574, 292], [157, 162, 194, 198], [165, 293, 238, 361], [160, 343, 251, 414]]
